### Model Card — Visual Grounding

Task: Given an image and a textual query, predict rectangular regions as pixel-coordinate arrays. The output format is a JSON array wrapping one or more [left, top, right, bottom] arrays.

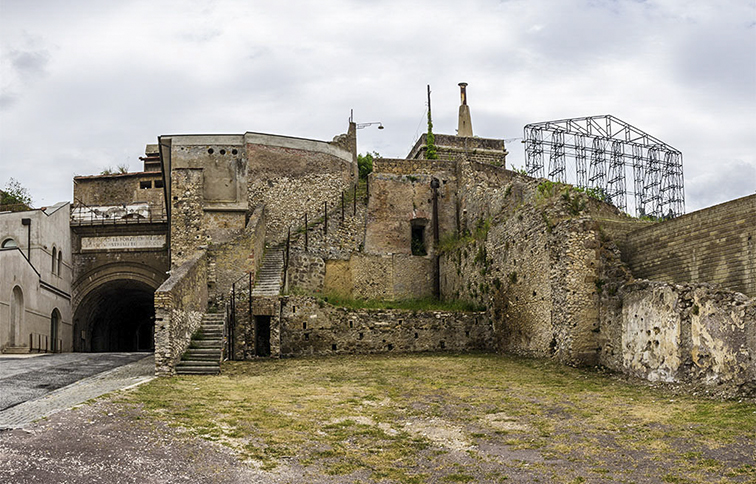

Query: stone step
[[177, 359, 219, 367], [192, 341, 222, 349], [175, 366, 220, 375], [184, 350, 221, 359]]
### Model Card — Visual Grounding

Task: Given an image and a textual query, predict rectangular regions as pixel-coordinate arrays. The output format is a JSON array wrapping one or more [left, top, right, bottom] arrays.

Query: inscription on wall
[[81, 235, 166, 251]]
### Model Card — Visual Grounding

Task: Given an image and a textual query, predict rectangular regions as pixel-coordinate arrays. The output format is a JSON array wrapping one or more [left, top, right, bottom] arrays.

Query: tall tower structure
[[457, 82, 473, 137]]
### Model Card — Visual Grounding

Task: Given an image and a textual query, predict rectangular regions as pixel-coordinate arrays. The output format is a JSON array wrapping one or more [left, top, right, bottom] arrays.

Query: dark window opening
[[411, 225, 426, 256], [154, 179, 164, 188], [303, 322, 307, 330], [331, 344, 337, 351], [304, 333, 309, 341], [140, 180, 152, 189]]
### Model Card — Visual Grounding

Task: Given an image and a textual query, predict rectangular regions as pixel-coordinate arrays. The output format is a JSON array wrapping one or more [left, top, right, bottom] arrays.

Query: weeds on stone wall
[[438, 217, 491, 254]]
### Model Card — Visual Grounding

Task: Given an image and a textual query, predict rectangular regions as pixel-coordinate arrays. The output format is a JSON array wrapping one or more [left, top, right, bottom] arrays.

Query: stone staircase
[[176, 313, 224, 375], [251, 248, 284, 296]]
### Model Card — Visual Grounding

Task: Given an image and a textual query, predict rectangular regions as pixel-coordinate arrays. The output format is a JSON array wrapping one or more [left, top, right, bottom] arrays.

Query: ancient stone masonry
[[408, 134, 508, 167], [279, 296, 491, 357], [207, 205, 266, 301], [246, 131, 356, 245], [603, 280, 755, 391], [154, 252, 208, 376]]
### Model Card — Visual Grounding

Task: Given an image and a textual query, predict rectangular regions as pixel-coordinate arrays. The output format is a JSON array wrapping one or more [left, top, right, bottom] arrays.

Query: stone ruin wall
[[598, 280, 756, 391], [279, 295, 491, 357], [208, 205, 266, 301], [73, 172, 165, 210], [408, 134, 508, 167], [154, 251, 208, 376], [440, 165, 610, 366], [246, 137, 356, 245]]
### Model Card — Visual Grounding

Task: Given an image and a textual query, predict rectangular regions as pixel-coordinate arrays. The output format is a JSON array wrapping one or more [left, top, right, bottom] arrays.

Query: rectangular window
[[139, 180, 152, 189], [411, 225, 426, 256]]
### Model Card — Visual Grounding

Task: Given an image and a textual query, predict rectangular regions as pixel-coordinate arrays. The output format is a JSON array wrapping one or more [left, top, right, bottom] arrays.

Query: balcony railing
[[70, 201, 167, 226]]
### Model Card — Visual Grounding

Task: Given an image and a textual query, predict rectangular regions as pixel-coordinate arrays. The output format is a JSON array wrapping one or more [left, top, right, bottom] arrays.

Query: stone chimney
[[457, 82, 473, 137]]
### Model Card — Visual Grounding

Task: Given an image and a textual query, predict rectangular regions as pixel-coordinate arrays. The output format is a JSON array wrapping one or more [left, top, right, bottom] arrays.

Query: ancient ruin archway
[[73, 279, 156, 352]]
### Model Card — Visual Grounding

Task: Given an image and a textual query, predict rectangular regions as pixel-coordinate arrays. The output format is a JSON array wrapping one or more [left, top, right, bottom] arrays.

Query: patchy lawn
[[124, 353, 756, 483]]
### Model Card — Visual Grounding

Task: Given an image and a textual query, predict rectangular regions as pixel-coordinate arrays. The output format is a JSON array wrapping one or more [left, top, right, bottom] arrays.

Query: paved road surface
[[0, 353, 154, 429]]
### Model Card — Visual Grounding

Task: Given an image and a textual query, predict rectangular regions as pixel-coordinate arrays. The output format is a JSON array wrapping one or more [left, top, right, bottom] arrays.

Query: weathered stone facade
[[154, 252, 208, 376], [279, 296, 491, 357], [604, 280, 755, 390]]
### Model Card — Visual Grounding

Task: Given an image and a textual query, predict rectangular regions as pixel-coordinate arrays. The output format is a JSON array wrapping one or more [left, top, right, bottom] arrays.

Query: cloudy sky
[[1, 0, 754, 213]]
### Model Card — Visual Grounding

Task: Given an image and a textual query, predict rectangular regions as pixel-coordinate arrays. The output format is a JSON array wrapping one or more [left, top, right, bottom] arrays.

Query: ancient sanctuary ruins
[[1, 85, 754, 395]]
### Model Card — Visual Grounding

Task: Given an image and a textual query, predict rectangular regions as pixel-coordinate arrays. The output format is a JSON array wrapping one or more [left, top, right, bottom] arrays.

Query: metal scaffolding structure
[[524, 115, 685, 219]]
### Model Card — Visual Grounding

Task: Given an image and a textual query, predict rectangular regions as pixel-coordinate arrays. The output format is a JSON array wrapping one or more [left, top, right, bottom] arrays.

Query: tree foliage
[[1, 178, 32, 210], [358, 152, 378, 179]]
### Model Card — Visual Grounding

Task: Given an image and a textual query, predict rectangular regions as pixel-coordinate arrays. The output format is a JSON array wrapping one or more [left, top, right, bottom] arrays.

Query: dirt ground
[[1, 354, 754, 484]]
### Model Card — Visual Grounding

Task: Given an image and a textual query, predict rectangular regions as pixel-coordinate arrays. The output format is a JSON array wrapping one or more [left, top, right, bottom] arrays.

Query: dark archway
[[73, 279, 155, 352]]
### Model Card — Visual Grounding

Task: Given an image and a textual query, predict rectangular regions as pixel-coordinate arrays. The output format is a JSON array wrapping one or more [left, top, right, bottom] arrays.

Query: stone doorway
[[255, 315, 271, 357]]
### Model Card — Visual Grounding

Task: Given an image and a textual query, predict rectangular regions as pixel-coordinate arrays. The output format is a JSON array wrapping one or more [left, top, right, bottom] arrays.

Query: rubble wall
[[279, 295, 491, 357]]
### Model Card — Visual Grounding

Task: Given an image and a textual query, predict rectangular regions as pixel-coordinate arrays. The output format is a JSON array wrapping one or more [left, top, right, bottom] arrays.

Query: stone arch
[[10, 285, 24, 347], [72, 263, 166, 352]]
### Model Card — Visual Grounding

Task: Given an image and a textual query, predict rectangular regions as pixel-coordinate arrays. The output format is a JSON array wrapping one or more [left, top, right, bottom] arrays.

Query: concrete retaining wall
[[622, 194, 756, 297]]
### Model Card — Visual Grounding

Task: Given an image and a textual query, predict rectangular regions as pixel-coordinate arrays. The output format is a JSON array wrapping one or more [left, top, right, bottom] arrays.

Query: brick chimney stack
[[457, 82, 473, 137]]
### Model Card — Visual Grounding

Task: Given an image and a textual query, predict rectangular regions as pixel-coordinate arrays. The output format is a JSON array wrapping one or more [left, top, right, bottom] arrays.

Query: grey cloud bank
[[1, 0, 754, 211]]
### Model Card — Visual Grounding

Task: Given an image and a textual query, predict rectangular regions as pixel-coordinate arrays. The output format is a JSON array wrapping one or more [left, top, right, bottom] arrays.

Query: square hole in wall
[[465, 331, 470, 337], [359, 332, 363, 340], [332, 344, 337, 351], [440, 341, 446, 349], [387, 343, 394, 351], [349, 320, 353, 328], [139, 180, 152, 189], [303, 322, 307, 330], [304, 333, 309, 341], [414, 332, 418, 339]]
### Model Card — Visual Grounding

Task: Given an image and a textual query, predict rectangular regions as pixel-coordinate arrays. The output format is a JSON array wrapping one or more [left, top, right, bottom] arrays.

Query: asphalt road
[[0, 352, 150, 412]]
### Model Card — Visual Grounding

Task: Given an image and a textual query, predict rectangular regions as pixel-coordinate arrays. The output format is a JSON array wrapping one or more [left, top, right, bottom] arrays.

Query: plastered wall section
[[279, 296, 491, 357], [616, 280, 755, 387], [622, 194, 756, 297], [154, 251, 208, 376]]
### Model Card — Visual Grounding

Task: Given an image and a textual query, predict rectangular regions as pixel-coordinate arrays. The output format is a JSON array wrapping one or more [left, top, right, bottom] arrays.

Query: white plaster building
[[0, 202, 72, 353]]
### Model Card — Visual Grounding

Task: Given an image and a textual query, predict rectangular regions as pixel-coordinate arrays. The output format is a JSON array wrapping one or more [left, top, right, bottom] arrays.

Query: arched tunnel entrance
[[73, 279, 156, 352]]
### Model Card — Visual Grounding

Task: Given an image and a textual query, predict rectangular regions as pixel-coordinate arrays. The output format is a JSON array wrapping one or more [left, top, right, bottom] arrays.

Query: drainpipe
[[21, 218, 32, 263], [431, 178, 440, 299]]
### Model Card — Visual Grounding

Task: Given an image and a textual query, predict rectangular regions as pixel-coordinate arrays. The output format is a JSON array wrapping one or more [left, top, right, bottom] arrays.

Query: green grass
[[121, 353, 756, 483]]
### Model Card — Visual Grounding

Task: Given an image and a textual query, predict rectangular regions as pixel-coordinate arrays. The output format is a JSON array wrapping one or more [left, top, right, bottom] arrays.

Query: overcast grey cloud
[[1, 0, 754, 212]]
